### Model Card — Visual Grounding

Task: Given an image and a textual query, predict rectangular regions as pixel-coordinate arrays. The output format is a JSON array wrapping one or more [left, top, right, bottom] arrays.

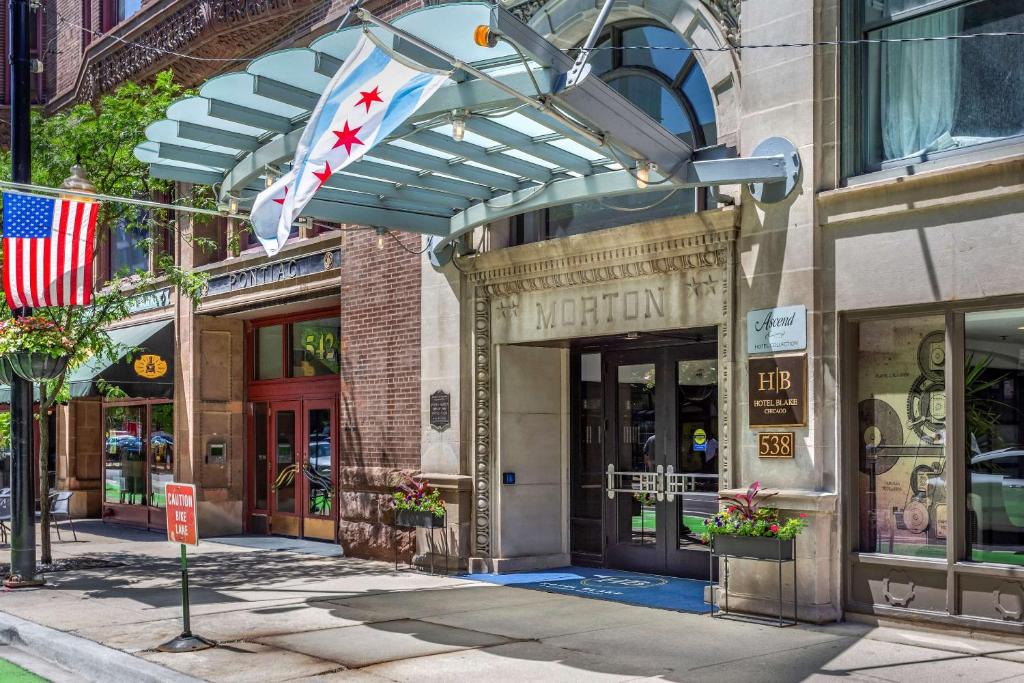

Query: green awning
[[67, 319, 175, 399]]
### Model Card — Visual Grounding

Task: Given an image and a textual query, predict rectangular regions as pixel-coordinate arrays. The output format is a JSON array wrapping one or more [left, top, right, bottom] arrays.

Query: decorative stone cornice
[[52, 0, 317, 110], [699, 0, 741, 49], [467, 208, 738, 297]]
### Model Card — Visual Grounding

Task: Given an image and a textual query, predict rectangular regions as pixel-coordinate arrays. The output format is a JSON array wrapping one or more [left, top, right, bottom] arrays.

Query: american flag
[[2, 192, 99, 308]]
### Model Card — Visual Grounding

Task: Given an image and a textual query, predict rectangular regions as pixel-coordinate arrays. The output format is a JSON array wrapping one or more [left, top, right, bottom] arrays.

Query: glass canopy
[[135, 2, 790, 251]]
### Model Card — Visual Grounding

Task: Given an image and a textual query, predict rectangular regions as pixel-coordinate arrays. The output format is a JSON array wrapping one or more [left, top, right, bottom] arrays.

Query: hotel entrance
[[572, 333, 720, 579], [246, 310, 340, 541]]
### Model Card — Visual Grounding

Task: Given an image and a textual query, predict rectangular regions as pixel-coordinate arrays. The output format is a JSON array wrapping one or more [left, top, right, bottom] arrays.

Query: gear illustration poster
[[857, 317, 947, 556]]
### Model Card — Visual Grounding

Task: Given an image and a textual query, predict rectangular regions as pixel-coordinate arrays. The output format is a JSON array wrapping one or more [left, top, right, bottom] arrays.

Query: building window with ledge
[[102, 0, 143, 30], [509, 21, 718, 245], [851, 0, 1024, 173], [109, 220, 150, 277]]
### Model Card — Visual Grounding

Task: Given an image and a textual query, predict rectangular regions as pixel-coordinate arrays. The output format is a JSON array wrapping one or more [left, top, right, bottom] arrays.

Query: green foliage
[[0, 410, 10, 458], [699, 482, 808, 543], [0, 70, 211, 407], [392, 472, 446, 517], [0, 317, 74, 357]]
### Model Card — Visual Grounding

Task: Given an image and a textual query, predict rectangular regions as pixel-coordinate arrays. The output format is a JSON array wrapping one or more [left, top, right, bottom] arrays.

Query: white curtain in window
[[880, 10, 963, 160]]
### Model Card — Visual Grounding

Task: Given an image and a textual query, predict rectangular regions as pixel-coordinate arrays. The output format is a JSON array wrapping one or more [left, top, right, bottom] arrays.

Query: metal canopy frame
[[135, 2, 799, 262]]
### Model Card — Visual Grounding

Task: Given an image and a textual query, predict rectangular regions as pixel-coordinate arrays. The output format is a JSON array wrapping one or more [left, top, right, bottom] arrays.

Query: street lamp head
[[60, 163, 97, 198]]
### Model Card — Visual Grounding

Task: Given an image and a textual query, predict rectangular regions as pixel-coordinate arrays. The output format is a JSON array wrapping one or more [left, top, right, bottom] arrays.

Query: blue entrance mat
[[462, 566, 714, 614]]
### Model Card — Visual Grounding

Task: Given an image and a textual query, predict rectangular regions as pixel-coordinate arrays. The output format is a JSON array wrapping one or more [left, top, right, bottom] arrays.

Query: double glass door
[[598, 345, 720, 577], [249, 397, 337, 540]]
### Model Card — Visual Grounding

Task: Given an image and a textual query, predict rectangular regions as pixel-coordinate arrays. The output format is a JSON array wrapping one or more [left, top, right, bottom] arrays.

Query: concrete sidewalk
[[1, 522, 1023, 682]]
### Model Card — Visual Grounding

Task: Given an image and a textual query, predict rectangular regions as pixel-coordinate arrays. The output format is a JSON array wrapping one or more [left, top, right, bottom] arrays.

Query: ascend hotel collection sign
[[746, 305, 806, 354], [490, 274, 722, 344]]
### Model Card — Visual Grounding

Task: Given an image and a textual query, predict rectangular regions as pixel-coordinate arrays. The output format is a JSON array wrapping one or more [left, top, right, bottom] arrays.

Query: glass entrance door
[[251, 397, 337, 540], [598, 344, 719, 578]]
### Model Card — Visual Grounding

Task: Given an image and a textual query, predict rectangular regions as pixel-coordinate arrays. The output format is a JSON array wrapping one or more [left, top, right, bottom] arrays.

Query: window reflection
[[306, 408, 332, 516], [965, 309, 1024, 566], [274, 410, 296, 513], [104, 406, 146, 505], [676, 359, 719, 549], [291, 317, 341, 377], [618, 363, 657, 546], [149, 404, 173, 508]]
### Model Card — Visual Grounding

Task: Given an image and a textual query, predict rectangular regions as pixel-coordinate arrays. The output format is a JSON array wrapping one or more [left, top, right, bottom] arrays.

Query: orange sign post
[[157, 483, 214, 652]]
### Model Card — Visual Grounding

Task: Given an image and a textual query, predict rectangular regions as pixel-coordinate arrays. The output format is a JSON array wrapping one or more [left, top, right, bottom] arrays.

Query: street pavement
[[0, 521, 1023, 682]]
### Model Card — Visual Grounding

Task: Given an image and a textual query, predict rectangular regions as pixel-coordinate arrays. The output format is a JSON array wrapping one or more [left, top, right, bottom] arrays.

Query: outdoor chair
[[0, 493, 10, 545], [49, 491, 77, 542]]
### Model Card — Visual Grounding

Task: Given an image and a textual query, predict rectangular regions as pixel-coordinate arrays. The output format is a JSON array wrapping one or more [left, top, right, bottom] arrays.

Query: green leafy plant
[[700, 481, 808, 543], [0, 317, 75, 358], [392, 471, 445, 517]]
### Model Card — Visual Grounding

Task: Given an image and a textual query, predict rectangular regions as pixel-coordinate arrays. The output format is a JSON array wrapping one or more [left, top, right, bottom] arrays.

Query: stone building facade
[[8, 0, 1024, 635]]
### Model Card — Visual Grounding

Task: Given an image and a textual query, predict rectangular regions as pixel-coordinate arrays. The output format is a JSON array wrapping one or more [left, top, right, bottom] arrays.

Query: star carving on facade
[[273, 186, 288, 205], [312, 161, 333, 189], [332, 121, 364, 155], [497, 298, 519, 319], [702, 273, 717, 294], [355, 86, 383, 112], [685, 276, 701, 296]]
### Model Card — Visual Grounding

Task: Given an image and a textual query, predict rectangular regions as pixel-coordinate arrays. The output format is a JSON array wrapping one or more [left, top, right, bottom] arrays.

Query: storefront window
[[965, 309, 1024, 566], [256, 325, 284, 380], [859, 0, 1024, 169], [292, 317, 341, 377], [307, 407, 332, 516], [104, 403, 174, 507], [857, 316, 947, 558], [149, 404, 173, 508], [105, 406, 147, 505]]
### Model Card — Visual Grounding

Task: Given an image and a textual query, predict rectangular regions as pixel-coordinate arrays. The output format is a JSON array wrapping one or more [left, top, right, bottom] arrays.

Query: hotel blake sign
[[748, 354, 807, 427]]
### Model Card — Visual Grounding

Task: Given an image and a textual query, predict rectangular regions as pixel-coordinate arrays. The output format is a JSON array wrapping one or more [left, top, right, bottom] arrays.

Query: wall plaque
[[757, 432, 795, 458], [429, 390, 451, 432], [747, 304, 806, 354], [748, 354, 807, 427], [134, 353, 168, 379]]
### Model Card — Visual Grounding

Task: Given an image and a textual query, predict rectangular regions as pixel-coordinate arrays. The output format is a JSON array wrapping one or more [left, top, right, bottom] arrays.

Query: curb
[[0, 611, 205, 683]]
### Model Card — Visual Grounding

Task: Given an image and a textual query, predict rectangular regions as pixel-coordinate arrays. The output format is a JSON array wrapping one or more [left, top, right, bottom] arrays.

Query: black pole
[[6, 0, 41, 588]]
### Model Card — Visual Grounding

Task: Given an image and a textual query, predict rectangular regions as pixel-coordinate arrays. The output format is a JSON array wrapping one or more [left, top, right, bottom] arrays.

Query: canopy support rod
[[356, 9, 606, 147], [563, 0, 615, 90]]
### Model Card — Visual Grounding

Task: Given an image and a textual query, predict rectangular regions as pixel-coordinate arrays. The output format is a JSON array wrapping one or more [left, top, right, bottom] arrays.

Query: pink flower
[[799, 513, 808, 518], [770, 524, 779, 533]]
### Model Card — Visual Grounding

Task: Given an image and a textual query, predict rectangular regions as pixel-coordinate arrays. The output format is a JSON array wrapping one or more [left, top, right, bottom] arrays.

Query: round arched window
[[590, 24, 717, 147], [542, 23, 718, 238]]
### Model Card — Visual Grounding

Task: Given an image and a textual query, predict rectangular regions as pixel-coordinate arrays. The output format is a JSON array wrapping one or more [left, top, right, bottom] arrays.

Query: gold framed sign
[[758, 432, 795, 458], [748, 354, 807, 427]]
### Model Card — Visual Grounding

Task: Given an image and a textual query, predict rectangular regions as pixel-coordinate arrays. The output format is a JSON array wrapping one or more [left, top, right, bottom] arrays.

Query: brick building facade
[[2, 0, 435, 561]]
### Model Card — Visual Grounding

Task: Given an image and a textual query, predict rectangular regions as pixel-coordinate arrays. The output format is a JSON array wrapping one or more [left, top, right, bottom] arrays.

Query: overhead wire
[[45, 6, 1024, 66]]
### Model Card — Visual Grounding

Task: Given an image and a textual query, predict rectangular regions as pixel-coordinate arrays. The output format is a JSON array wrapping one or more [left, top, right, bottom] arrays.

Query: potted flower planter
[[0, 357, 13, 385], [713, 534, 794, 561], [395, 509, 443, 528], [9, 352, 70, 382]]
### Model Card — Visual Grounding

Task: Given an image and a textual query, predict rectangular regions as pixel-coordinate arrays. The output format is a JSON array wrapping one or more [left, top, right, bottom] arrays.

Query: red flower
[[770, 524, 779, 533], [799, 513, 808, 518], [726, 505, 736, 513]]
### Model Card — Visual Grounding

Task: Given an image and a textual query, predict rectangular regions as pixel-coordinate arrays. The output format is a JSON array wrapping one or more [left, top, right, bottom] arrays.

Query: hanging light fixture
[[635, 161, 651, 190], [228, 197, 239, 215], [450, 111, 467, 142], [375, 226, 387, 249]]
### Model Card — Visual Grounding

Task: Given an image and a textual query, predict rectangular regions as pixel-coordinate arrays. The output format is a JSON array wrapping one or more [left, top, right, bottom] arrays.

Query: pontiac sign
[[204, 248, 341, 297], [746, 304, 806, 354]]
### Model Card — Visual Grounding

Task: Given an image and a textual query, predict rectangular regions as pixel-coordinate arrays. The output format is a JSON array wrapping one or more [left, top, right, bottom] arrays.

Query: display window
[[848, 304, 1024, 628], [104, 401, 174, 509]]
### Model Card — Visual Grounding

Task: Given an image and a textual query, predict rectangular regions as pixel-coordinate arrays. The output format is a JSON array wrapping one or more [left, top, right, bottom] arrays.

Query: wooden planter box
[[394, 509, 444, 529], [713, 534, 794, 561]]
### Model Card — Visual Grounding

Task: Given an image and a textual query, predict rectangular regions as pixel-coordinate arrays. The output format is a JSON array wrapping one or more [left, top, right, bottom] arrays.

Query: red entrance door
[[248, 397, 337, 540]]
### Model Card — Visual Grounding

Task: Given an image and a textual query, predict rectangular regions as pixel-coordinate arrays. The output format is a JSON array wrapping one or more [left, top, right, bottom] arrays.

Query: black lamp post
[[5, 0, 42, 588]]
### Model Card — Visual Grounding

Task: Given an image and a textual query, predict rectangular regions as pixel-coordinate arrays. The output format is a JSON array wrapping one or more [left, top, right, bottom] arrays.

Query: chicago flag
[[250, 34, 449, 255]]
